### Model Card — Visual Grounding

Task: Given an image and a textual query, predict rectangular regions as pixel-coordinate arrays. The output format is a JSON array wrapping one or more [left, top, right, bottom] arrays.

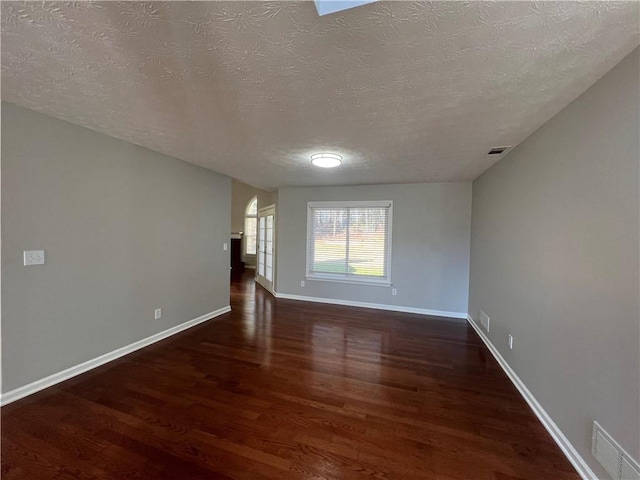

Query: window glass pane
[[307, 203, 390, 282], [348, 208, 387, 277], [259, 217, 266, 255], [246, 197, 257, 215], [258, 258, 264, 276], [244, 197, 258, 255], [245, 217, 257, 255], [311, 208, 348, 274]]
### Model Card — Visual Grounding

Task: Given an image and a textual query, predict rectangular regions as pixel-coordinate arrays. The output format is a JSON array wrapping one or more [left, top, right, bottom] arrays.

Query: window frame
[[306, 200, 393, 286], [244, 196, 258, 256]]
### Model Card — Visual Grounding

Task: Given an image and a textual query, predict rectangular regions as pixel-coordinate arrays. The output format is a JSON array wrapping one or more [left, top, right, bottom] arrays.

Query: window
[[244, 197, 257, 255], [306, 201, 392, 285]]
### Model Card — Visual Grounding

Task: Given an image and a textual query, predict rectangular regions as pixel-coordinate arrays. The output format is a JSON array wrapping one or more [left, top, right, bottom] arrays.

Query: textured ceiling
[[2, 1, 639, 190]]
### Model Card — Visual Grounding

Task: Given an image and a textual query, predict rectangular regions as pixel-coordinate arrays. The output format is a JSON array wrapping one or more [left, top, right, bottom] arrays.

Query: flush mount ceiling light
[[311, 153, 342, 168]]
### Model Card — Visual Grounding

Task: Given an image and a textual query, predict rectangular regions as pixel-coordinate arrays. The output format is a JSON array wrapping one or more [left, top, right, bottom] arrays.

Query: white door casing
[[256, 205, 275, 294]]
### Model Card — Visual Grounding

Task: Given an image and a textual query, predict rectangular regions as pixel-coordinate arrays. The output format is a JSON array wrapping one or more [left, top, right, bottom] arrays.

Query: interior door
[[256, 205, 275, 293]]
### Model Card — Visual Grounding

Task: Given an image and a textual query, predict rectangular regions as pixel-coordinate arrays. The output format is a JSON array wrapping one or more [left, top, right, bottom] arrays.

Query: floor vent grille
[[592, 421, 640, 480]]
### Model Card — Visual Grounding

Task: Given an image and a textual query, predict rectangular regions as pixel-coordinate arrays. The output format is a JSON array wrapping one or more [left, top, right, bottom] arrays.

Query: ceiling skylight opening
[[313, 0, 378, 16], [311, 153, 343, 168]]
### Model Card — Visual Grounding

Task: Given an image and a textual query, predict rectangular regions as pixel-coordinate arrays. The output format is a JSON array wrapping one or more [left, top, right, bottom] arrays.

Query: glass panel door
[[266, 214, 273, 282], [258, 216, 266, 277], [256, 205, 275, 294]]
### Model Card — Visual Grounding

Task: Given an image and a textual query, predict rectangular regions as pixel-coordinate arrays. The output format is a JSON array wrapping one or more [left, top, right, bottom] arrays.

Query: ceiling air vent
[[488, 146, 511, 155], [592, 421, 640, 480]]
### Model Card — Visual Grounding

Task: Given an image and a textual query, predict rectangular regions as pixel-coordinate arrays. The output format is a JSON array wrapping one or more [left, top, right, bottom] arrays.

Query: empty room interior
[[1, 1, 639, 479]]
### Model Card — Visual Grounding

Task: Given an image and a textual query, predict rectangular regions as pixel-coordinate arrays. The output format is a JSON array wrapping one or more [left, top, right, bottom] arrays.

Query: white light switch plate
[[24, 250, 45, 266]]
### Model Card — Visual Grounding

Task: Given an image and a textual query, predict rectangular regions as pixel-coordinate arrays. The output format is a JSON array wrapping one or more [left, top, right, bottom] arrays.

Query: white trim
[[255, 277, 277, 297], [307, 200, 392, 208], [305, 275, 392, 287], [257, 203, 277, 214], [466, 314, 597, 480], [273, 292, 466, 320], [0, 306, 231, 406]]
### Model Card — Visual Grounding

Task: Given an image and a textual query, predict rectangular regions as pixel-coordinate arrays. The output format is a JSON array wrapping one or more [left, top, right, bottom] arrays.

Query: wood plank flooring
[[1, 272, 580, 479]]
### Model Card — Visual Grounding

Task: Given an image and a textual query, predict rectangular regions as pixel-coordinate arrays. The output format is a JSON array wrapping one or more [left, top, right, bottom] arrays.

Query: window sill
[[305, 275, 392, 287]]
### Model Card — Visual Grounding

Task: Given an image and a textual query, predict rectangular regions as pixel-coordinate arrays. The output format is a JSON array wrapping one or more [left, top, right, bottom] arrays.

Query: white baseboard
[[466, 315, 597, 480], [273, 292, 466, 320], [0, 306, 231, 406]]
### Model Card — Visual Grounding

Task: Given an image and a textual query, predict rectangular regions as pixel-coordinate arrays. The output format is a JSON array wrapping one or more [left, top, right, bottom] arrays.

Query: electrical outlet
[[391, 288, 397, 296], [223, 243, 228, 251], [300, 280, 305, 287], [508, 334, 514, 349], [479, 310, 490, 332], [154, 308, 162, 320], [23, 250, 45, 266]]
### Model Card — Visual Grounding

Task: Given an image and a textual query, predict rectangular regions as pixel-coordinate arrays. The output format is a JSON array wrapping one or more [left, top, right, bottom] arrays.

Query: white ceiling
[[2, 1, 638, 190]]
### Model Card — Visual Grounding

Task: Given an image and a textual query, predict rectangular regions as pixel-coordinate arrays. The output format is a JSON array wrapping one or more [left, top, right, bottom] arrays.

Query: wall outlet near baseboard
[[479, 309, 490, 332], [391, 288, 397, 296], [300, 280, 305, 287], [507, 333, 514, 349], [154, 308, 162, 320]]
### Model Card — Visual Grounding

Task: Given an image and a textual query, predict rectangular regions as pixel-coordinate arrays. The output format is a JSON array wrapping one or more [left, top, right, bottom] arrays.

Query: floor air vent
[[592, 421, 640, 480]]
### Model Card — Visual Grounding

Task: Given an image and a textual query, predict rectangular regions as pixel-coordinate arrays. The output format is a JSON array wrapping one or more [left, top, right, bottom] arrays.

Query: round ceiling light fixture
[[311, 152, 342, 168]]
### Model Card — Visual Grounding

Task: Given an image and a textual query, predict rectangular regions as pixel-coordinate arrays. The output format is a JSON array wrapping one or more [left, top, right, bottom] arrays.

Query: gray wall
[[468, 48, 639, 478], [2, 102, 231, 393], [277, 183, 471, 315]]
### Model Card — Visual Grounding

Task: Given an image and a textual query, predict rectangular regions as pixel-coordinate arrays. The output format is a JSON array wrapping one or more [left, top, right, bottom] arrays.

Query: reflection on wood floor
[[1, 270, 579, 479]]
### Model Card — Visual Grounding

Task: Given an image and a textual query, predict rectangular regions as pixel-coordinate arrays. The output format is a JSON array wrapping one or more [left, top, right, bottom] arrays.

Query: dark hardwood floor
[[2, 271, 579, 479]]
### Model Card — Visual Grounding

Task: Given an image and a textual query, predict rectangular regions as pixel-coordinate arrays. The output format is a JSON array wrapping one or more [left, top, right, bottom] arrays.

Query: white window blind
[[244, 197, 258, 255], [306, 201, 392, 284]]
